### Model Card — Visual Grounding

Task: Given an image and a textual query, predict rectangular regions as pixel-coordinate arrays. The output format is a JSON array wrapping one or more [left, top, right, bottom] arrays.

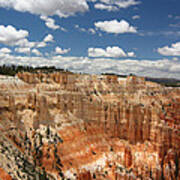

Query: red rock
[[0, 72, 179, 179]]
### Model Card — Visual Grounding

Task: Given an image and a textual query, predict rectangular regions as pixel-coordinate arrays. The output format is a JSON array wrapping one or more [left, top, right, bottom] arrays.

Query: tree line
[[0, 65, 68, 76]]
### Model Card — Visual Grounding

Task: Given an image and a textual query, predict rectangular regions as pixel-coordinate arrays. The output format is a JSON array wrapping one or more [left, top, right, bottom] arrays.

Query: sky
[[0, 0, 180, 78]]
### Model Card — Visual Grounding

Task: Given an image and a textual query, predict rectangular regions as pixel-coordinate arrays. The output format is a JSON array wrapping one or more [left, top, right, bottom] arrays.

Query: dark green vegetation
[[101, 72, 128, 78], [0, 65, 68, 76], [145, 77, 180, 87]]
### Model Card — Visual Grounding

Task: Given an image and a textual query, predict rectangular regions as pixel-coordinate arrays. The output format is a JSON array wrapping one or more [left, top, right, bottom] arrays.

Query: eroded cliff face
[[0, 72, 179, 180]]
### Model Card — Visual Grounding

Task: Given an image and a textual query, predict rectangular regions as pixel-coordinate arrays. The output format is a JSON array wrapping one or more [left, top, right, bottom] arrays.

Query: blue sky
[[0, 0, 180, 78]]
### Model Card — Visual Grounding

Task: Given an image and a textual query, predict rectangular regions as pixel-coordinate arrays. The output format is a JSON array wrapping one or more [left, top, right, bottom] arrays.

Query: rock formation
[[0, 72, 179, 179]]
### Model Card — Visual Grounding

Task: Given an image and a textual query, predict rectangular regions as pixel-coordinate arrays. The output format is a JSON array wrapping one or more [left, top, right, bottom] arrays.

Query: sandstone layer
[[0, 72, 179, 180]]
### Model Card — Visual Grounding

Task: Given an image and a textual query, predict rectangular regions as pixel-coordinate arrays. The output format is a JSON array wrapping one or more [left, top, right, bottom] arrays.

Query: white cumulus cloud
[[40, 15, 66, 31], [15, 47, 31, 54], [88, 28, 96, 34], [114, 0, 140, 8], [95, 19, 137, 34], [132, 15, 140, 19], [127, 52, 135, 57], [43, 34, 54, 42], [88, 46, 135, 58], [157, 42, 180, 56], [40, 16, 60, 30], [93, 0, 140, 11], [32, 49, 42, 56], [0, 25, 29, 46], [0, 0, 89, 18], [75, 25, 96, 35], [0, 25, 55, 49], [94, 3, 118, 11], [15, 39, 36, 48], [55, 46, 71, 54], [0, 47, 11, 54], [36, 42, 47, 48]]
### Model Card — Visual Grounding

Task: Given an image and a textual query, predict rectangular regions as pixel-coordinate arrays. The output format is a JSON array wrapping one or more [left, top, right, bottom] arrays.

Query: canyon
[[0, 72, 179, 180]]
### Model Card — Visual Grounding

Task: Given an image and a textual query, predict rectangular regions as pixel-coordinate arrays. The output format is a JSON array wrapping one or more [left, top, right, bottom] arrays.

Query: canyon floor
[[0, 72, 179, 180]]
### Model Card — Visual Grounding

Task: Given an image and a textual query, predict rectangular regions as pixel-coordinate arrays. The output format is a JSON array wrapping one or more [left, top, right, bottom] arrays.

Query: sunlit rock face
[[0, 72, 179, 180]]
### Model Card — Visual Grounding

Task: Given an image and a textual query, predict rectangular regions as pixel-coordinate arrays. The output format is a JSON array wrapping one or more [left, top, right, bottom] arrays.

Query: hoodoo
[[0, 72, 179, 179]]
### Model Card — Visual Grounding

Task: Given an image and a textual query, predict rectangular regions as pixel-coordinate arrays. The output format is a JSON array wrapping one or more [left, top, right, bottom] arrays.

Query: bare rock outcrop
[[0, 72, 179, 179]]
